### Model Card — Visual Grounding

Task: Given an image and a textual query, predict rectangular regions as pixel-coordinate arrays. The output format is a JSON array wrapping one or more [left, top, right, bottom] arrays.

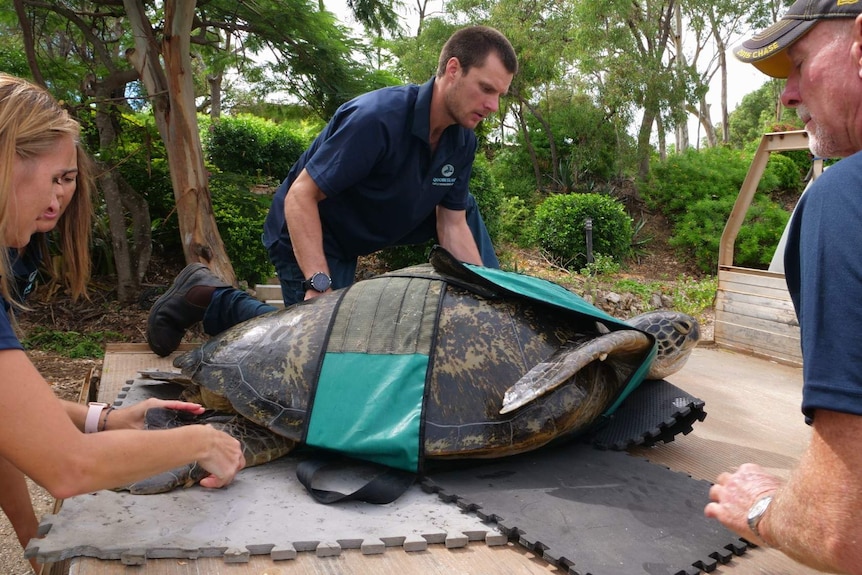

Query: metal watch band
[[747, 495, 773, 540]]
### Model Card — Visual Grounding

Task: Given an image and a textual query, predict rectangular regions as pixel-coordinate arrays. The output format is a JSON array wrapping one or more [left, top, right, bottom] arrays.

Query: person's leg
[[201, 288, 277, 335], [147, 263, 276, 357], [464, 194, 499, 268]]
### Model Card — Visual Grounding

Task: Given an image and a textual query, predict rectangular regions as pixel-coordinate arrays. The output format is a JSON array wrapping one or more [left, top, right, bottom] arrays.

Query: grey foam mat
[[29, 455, 505, 565], [28, 376, 504, 565], [422, 443, 747, 575]]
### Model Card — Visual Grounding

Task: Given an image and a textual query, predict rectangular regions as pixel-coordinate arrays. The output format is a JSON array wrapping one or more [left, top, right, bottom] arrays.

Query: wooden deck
[[42, 342, 826, 574]]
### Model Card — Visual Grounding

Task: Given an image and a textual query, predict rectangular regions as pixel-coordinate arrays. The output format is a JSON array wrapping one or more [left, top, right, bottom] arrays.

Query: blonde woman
[[0, 74, 245, 571]]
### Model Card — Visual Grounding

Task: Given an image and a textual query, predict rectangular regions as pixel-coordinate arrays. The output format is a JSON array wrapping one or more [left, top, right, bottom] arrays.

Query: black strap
[[296, 456, 416, 504]]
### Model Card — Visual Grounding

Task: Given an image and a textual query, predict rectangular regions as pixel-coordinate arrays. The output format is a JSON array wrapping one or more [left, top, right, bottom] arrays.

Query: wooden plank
[[63, 542, 559, 574], [715, 298, 799, 331], [715, 266, 801, 365], [718, 273, 792, 301], [714, 321, 802, 366], [719, 266, 788, 285]]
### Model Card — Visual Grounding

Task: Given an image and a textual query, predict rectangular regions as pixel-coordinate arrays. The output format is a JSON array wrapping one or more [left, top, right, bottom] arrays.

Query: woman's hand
[[196, 425, 246, 488], [104, 398, 206, 431]]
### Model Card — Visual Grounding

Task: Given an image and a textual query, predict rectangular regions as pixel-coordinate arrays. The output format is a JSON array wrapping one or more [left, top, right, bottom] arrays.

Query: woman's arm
[[0, 455, 40, 572], [62, 398, 207, 432], [0, 349, 245, 500]]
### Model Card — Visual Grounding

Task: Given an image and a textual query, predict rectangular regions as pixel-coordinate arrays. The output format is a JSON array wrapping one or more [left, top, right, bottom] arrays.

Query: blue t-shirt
[[262, 78, 477, 260], [0, 297, 24, 351], [785, 150, 862, 419], [11, 245, 40, 302]]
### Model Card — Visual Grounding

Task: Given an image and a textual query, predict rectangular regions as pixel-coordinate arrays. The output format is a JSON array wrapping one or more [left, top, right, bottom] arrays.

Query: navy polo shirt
[[785, 150, 862, 420], [263, 78, 477, 260]]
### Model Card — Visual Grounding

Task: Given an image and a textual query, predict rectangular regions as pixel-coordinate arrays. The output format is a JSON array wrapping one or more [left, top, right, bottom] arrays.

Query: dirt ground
[[0, 209, 712, 574]]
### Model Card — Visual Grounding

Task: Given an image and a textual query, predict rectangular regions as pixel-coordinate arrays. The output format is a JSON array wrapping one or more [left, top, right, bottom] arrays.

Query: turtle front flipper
[[500, 329, 652, 414], [116, 409, 297, 494]]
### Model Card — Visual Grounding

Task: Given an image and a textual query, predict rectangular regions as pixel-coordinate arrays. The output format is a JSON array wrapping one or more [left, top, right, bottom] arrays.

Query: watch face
[[749, 497, 770, 518], [310, 272, 331, 292]]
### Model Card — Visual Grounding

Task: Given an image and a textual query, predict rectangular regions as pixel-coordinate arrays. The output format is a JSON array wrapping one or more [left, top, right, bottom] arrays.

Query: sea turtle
[[128, 248, 699, 494]]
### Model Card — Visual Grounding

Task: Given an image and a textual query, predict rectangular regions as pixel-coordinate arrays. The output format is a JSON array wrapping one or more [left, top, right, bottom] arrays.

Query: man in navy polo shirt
[[147, 25, 518, 357]]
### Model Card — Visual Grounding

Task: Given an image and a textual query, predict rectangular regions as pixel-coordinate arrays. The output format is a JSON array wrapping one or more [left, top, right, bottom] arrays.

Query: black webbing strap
[[296, 456, 416, 504]]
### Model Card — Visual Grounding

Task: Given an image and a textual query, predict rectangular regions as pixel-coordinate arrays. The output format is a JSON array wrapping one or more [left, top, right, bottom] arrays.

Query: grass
[[22, 327, 127, 358]]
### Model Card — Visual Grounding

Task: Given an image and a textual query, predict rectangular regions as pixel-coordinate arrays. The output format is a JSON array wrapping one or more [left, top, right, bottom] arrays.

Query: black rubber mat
[[421, 444, 747, 575], [590, 378, 707, 450]]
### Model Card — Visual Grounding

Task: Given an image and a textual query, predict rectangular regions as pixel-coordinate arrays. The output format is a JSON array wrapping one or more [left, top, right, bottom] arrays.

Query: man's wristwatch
[[746, 495, 773, 540], [302, 272, 332, 293]]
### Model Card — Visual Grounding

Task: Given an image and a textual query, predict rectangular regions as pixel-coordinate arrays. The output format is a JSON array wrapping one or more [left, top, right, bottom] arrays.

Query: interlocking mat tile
[[422, 443, 747, 575]]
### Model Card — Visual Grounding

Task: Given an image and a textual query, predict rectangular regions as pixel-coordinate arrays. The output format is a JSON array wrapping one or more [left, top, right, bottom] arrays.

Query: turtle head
[[627, 311, 700, 380]]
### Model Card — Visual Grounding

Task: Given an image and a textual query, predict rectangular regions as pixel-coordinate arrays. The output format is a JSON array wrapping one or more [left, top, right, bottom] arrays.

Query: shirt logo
[[433, 164, 457, 186]]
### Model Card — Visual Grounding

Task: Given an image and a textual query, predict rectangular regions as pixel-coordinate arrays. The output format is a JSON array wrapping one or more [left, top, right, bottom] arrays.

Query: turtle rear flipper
[[500, 329, 652, 414]]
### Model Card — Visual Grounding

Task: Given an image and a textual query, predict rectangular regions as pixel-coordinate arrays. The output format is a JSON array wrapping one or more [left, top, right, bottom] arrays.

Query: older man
[[705, 1, 862, 572]]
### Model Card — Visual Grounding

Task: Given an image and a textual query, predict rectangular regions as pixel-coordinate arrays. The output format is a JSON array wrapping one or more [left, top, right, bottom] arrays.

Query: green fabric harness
[[303, 248, 657, 474]]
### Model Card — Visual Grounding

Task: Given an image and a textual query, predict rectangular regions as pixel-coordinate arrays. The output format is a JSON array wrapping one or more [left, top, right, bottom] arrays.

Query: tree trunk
[[123, 0, 237, 285], [13, 0, 46, 88], [515, 102, 543, 192], [92, 100, 151, 304], [519, 95, 560, 189], [636, 108, 657, 180]]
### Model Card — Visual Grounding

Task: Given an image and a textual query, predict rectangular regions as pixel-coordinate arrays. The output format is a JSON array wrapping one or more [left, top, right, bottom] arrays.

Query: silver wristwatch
[[746, 495, 773, 540]]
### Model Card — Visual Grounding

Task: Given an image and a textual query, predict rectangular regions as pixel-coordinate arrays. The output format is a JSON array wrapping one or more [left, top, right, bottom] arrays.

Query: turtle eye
[[673, 320, 692, 335]]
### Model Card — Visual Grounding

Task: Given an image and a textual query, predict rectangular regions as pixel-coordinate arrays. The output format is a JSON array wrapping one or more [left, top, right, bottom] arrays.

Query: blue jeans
[[203, 194, 498, 334], [202, 287, 277, 336]]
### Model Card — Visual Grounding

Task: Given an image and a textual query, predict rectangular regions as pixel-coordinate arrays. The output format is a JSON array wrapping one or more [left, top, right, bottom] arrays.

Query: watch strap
[[85, 402, 108, 433]]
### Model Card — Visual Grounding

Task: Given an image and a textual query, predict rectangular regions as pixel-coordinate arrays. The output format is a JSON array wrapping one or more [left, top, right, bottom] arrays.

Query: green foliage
[[642, 146, 749, 214], [488, 147, 541, 201], [606, 275, 716, 319], [668, 194, 788, 273], [497, 196, 534, 246], [531, 193, 633, 270], [643, 145, 801, 272], [727, 81, 803, 147], [209, 173, 275, 285], [766, 152, 804, 194], [22, 327, 125, 359], [486, 88, 637, 199], [579, 253, 621, 276], [206, 114, 306, 179], [671, 275, 718, 317]]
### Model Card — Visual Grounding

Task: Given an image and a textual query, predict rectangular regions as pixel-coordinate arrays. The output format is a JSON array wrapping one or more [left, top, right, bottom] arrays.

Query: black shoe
[[146, 263, 230, 356]]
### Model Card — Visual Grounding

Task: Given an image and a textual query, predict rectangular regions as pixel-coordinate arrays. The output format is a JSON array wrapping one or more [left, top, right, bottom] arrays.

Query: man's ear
[[853, 15, 862, 77], [445, 57, 462, 78]]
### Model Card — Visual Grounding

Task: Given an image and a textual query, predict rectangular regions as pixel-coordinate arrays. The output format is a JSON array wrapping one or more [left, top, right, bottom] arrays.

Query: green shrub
[[206, 114, 305, 178], [642, 147, 751, 216], [210, 172, 275, 285], [643, 146, 800, 273], [497, 196, 534, 246], [765, 152, 804, 194], [531, 193, 633, 270], [669, 194, 789, 272]]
